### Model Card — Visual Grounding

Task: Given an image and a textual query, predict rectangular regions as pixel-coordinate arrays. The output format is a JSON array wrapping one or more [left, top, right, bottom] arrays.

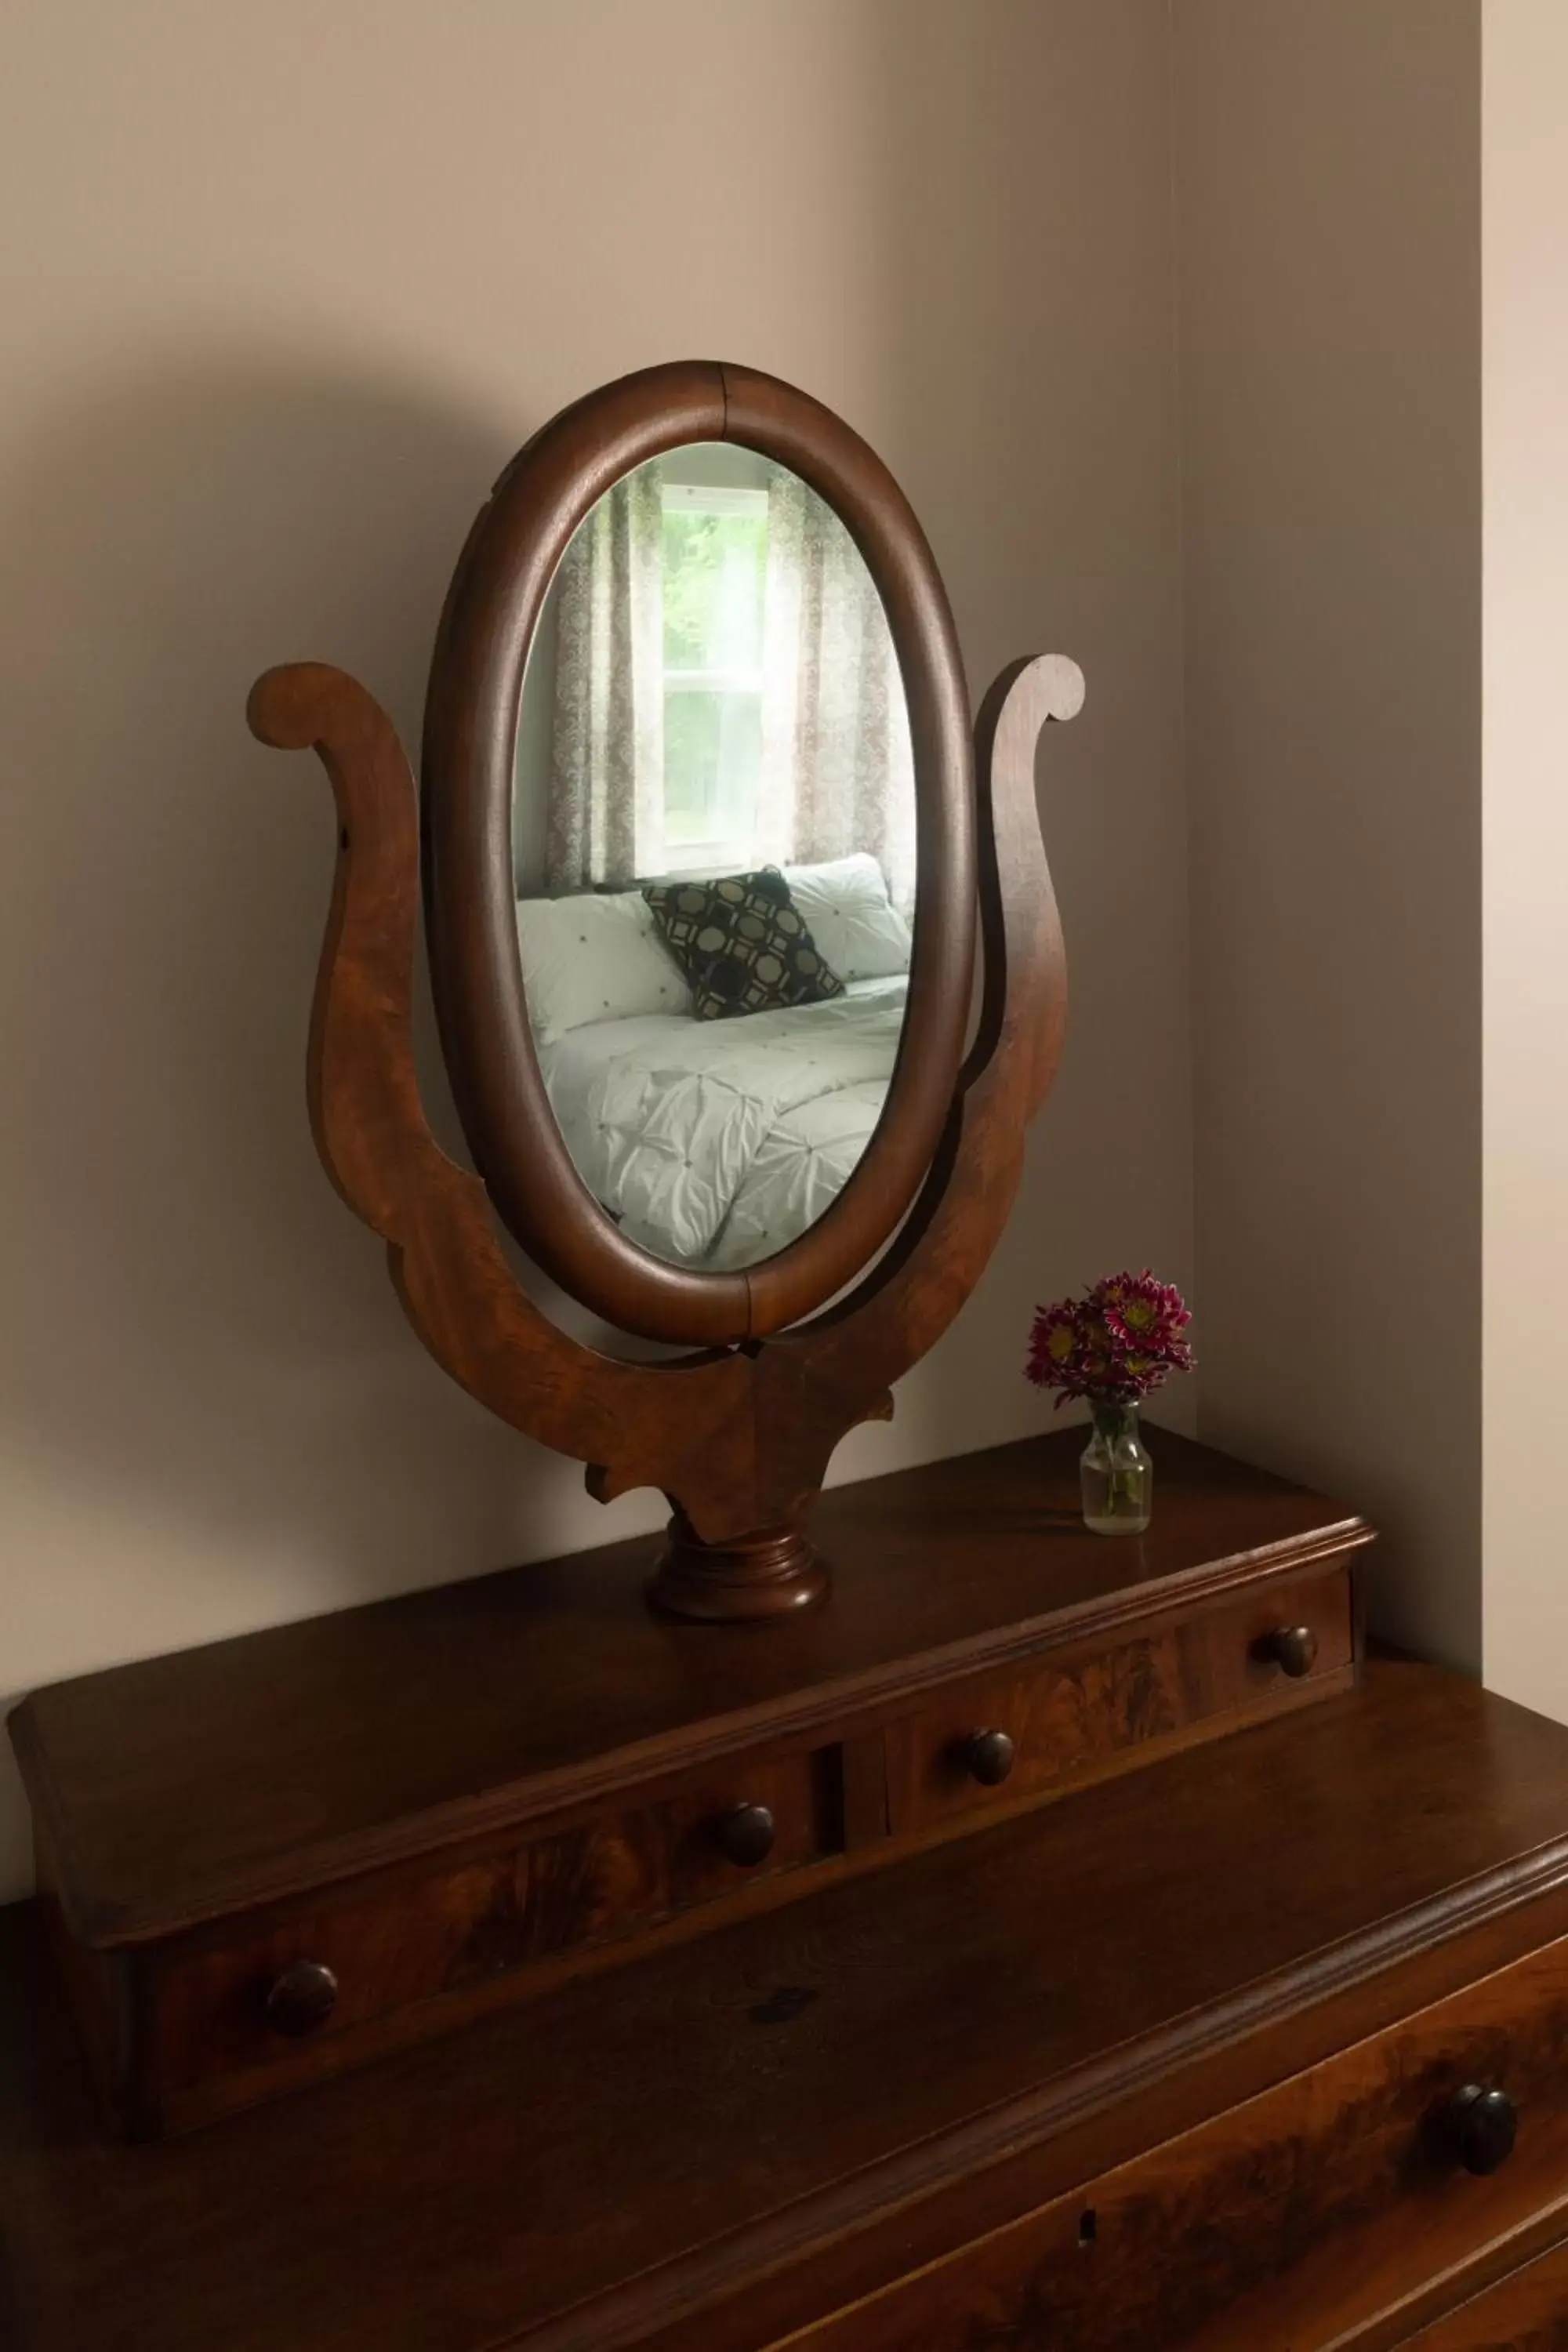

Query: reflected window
[[527, 446, 914, 915], [659, 482, 768, 867]]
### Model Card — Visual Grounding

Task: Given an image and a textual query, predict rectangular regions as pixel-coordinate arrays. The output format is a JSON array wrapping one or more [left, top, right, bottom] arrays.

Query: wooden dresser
[[10, 1426, 1365, 2141], [5, 1428, 1568, 2349]]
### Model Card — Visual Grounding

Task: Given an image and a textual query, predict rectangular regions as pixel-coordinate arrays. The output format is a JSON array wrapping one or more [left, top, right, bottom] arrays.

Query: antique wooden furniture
[[8, 360, 1564, 2347], [11, 1650, 1568, 2350], [246, 359, 1083, 1623], [12, 1433, 1568, 2347], [421, 360, 979, 1345], [11, 1426, 1368, 2141]]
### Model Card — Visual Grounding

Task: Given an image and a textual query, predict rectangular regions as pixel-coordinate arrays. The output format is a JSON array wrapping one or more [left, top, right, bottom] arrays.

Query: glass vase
[[1080, 1402, 1152, 1535]]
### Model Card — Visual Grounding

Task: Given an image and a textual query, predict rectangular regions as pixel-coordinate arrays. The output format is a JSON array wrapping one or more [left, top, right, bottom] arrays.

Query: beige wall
[[1174, 2, 1483, 1665], [1480, 2, 1568, 1714], [0, 0, 1191, 1896]]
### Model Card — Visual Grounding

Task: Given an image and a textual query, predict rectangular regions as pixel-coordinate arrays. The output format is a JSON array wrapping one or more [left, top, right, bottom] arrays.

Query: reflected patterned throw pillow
[[642, 869, 845, 1021]]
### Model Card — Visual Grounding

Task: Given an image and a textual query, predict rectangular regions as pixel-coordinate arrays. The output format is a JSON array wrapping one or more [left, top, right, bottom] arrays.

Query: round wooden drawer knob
[[265, 1960, 339, 2037], [716, 1802, 776, 1868], [1443, 2084, 1518, 2176], [1261, 1624, 1319, 1679], [963, 1728, 1017, 1788]]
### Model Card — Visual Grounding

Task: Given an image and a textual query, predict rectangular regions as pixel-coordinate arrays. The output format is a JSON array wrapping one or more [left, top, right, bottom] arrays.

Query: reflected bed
[[537, 977, 907, 1270]]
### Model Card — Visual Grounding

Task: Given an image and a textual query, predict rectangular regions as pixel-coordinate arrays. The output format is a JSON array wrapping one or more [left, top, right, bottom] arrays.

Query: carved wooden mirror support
[[249, 362, 1081, 1624]]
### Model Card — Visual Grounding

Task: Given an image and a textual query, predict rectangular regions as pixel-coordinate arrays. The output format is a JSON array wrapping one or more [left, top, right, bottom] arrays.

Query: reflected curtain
[[757, 470, 916, 913], [546, 470, 665, 891]]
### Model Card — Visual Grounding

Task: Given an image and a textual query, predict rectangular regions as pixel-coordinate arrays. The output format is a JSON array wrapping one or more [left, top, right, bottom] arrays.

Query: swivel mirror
[[250, 358, 1083, 1621]]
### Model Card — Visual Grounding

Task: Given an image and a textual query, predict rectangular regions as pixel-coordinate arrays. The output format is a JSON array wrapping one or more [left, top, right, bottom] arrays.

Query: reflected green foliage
[[662, 498, 768, 849], [664, 691, 763, 848], [662, 510, 767, 672]]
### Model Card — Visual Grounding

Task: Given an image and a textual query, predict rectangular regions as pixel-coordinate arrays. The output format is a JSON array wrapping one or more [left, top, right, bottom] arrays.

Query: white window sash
[[659, 482, 769, 520], [663, 668, 764, 698]]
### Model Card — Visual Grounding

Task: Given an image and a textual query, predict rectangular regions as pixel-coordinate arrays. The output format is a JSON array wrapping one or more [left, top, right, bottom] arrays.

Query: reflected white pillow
[[515, 891, 692, 1047], [784, 854, 912, 983]]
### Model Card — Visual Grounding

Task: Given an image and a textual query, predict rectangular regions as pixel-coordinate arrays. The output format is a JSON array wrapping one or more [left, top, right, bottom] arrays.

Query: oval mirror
[[511, 444, 917, 1279], [423, 361, 975, 1348]]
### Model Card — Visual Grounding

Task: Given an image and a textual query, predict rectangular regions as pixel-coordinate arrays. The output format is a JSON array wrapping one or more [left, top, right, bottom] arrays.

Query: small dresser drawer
[[886, 1563, 1354, 1835], [785, 1933, 1568, 2351], [132, 1744, 840, 2134]]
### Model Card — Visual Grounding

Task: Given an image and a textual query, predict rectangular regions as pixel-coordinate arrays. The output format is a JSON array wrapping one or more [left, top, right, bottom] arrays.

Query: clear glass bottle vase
[[1080, 1401, 1152, 1535]]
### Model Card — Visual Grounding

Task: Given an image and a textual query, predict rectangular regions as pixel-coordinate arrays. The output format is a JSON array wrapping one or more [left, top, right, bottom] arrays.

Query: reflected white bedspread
[[537, 978, 908, 1269]]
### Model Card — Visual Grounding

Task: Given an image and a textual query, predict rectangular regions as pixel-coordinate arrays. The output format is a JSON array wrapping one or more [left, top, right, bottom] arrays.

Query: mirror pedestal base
[[648, 1515, 828, 1622]]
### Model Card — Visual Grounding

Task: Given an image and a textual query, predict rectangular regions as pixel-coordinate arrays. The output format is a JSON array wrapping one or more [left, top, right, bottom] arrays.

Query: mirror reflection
[[514, 445, 916, 1272]]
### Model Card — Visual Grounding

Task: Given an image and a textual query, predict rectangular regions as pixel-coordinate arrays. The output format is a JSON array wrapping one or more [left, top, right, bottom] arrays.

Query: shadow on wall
[[0, 356, 670, 1650], [844, 0, 1195, 1468]]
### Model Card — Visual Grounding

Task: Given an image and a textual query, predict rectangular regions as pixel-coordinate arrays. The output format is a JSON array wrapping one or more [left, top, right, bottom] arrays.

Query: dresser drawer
[[783, 1934, 1568, 2351], [1389, 2233, 1568, 2347], [132, 1743, 840, 2134], [886, 1562, 1354, 1835]]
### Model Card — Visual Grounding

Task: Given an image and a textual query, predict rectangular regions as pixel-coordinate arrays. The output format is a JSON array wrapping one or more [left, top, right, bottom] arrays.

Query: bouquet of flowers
[[1025, 1269, 1194, 1409]]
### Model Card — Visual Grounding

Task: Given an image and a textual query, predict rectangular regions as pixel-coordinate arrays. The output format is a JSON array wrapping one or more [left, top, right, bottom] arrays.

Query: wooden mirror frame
[[247, 361, 1082, 1624], [421, 360, 975, 1346]]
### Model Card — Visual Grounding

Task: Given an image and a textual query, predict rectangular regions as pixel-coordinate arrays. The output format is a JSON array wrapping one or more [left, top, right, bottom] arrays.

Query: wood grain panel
[[887, 1563, 1353, 1833], [781, 1937, 1568, 2352], [10, 1426, 1370, 1947], [139, 1744, 837, 2134], [13, 1668, 1568, 2350]]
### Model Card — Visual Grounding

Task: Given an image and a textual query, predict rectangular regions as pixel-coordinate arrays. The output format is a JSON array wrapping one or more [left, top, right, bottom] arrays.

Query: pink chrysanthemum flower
[[1025, 1269, 1195, 1409], [1025, 1300, 1082, 1390], [1095, 1268, 1187, 1348]]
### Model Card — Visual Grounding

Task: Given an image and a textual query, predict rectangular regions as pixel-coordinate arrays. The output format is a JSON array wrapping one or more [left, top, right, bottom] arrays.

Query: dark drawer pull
[[715, 1802, 776, 1868], [962, 1729, 1017, 1788], [1441, 2083, 1517, 2176], [265, 1961, 339, 2037], [1258, 1624, 1319, 1679]]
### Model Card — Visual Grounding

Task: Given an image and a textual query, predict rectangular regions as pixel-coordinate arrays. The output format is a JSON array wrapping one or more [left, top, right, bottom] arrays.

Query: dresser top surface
[[9, 1427, 1368, 1941], [5, 1661, 1568, 2352]]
